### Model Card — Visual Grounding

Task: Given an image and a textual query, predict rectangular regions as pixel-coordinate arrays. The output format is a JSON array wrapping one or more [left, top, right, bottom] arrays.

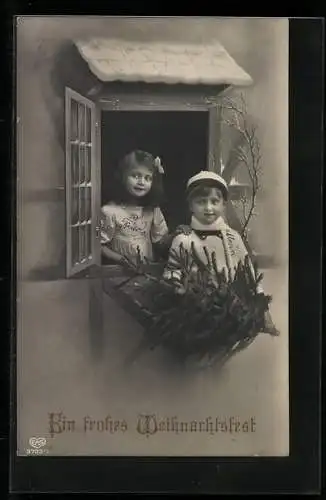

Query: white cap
[[186, 171, 228, 197]]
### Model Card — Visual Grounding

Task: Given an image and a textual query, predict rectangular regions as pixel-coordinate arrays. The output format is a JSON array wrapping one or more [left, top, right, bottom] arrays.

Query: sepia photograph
[[16, 16, 289, 457]]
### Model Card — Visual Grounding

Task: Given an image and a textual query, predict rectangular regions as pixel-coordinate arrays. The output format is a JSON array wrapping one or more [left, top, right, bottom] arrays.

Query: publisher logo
[[29, 437, 46, 449], [26, 437, 49, 456]]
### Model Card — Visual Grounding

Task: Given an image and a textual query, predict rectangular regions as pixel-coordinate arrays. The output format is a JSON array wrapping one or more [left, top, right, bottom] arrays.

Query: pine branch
[[120, 241, 275, 368]]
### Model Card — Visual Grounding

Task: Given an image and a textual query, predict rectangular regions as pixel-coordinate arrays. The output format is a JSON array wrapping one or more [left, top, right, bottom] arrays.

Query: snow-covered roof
[[75, 38, 253, 87]]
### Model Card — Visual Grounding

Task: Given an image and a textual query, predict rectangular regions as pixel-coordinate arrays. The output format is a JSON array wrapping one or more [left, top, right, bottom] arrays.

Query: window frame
[[65, 87, 100, 278], [65, 87, 225, 278], [64, 83, 269, 293]]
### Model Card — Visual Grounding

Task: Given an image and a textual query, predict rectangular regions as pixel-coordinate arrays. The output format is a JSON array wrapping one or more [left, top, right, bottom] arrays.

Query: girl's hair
[[107, 150, 165, 207], [187, 181, 227, 203]]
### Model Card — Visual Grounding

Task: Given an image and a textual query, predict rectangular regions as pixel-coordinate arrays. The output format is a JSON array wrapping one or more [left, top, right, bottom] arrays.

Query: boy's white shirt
[[163, 216, 264, 293]]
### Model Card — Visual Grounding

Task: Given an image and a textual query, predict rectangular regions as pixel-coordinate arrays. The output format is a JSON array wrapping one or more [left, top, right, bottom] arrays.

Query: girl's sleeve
[[162, 234, 185, 283], [100, 206, 116, 245], [151, 207, 169, 243]]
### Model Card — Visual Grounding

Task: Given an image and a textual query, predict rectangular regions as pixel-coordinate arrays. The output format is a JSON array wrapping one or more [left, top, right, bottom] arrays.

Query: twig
[[219, 93, 261, 237]]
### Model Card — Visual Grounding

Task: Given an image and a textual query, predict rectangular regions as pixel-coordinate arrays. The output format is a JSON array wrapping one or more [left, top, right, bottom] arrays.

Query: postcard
[[15, 16, 289, 457]]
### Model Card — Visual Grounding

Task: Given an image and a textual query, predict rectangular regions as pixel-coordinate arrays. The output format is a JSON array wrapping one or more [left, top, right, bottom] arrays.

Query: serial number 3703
[[26, 448, 49, 455]]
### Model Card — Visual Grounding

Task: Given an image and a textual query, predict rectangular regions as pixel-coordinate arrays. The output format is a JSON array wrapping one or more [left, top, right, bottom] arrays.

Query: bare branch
[[219, 92, 262, 238]]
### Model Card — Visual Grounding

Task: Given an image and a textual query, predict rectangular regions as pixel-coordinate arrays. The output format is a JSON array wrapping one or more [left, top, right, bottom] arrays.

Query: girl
[[100, 150, 187, 266]]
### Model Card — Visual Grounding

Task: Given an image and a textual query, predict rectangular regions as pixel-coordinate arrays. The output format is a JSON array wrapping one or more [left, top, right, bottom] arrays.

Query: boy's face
[[125, 165, 153, 197], [189, 187, 225, 225]]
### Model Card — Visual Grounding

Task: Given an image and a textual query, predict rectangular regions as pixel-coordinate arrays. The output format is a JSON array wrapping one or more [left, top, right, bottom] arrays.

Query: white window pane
[[86, 106, 92, 143], [70, 100, 78, 141], [72, 187, 79, 225], [80, 225, 87, 262], [71, 144, 79, 186], [78, 102, 85, 141], [86, 145, 92, 183], [86, 224, 92, 259], [85, 186, 91, 221], [79, 144, 86, 185], [79, 187, 85, 223], [72, 225, 79, 265]]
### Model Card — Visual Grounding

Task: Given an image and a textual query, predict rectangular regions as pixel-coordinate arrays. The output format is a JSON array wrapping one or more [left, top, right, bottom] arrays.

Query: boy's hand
[[175, 224, 192, 236]]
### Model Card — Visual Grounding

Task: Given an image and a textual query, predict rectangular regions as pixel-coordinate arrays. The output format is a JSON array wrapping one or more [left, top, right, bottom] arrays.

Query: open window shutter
[[65, 87, 100, 277]]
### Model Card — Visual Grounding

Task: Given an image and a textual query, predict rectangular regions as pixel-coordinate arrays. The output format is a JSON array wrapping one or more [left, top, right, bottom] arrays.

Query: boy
[[163, 171, 279, 335]]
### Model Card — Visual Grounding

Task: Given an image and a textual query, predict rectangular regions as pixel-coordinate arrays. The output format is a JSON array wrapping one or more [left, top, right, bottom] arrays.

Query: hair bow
[[154, 156, 165, 174]]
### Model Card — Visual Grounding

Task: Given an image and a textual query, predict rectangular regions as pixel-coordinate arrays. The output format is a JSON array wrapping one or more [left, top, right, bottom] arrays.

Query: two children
[[100, 152, 278, 336]]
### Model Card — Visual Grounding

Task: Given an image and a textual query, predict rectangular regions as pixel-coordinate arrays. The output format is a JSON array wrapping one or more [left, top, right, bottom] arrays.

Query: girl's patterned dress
[[101, 202, 169, 264]]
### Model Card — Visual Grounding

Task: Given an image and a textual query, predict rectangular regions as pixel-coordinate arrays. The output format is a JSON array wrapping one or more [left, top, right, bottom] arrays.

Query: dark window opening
[[101, 110, 209, 234]]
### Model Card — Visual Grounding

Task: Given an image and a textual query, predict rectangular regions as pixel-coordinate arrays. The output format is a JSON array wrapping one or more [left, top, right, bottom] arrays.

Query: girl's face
[[125, 165, 153, 198], [189, 187, 225, 225]]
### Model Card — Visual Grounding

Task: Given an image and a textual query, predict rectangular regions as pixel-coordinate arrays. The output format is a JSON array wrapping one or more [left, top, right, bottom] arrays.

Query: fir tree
[[117, 244, 275, 371]]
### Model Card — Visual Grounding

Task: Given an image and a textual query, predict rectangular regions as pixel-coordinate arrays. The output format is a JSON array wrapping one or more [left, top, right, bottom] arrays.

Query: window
[[65, 87, 100, 277], [65, 84, 257, 279]]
